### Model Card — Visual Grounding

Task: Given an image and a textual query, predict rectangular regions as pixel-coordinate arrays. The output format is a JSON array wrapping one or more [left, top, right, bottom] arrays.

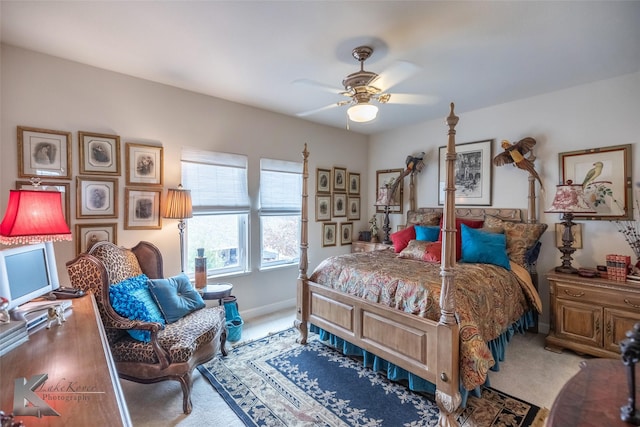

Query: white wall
[[0, 44, 369, 318], [370, 71, 640, 330], [3, 44, 639, 328]]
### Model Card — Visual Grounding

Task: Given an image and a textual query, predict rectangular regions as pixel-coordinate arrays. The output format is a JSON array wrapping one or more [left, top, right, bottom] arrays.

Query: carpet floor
[[198, 328, 548, 427]]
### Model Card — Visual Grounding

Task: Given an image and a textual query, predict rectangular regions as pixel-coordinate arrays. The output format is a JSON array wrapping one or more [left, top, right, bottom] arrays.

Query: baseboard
[[239, 298, 296, 322], [537, 322, 550, 335]]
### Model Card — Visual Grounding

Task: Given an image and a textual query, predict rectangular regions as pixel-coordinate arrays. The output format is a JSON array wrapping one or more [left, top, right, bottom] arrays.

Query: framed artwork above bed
[[438, 139, 493, 206]]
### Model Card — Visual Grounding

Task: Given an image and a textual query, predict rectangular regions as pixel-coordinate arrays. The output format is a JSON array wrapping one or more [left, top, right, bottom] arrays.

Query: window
[[259, 158, 302, 269], [182, 149, 250, 277]]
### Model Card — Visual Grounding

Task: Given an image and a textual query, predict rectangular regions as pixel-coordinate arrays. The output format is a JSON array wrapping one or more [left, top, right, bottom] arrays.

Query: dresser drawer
[[555, 282, 603, 303]]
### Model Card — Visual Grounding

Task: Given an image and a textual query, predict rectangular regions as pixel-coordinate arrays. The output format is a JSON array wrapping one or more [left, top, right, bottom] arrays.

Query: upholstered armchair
[[66, 241, 227, 414]]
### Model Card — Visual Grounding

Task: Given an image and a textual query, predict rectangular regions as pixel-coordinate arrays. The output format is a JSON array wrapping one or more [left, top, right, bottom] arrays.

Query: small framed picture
[[79, 131, 121, 175], [333, 193, 347, 217], [126, 142, 163, 186], [316, 195, 331, 221], [322, 222, 337, 247], [347, 197, 360, 221], [316, 168, 331, 194], [333, 167, 347, 192], [555, 223, 583, 249], [76, 177, 118, 219], [340, 222, 353, 245], [75, 223, 117, 255], [18, 126, 72, 179], [16, 181, 71, 227], [125, 188, 162, 230], [348, 172, 360, 195]]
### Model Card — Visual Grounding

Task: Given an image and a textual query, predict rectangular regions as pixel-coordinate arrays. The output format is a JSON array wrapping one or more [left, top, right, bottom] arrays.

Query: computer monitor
[[0, 242, 61, 311]]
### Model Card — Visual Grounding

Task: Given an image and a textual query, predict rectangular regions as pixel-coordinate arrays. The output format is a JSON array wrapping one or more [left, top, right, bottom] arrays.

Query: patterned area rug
[[198, 328, 548, 427]]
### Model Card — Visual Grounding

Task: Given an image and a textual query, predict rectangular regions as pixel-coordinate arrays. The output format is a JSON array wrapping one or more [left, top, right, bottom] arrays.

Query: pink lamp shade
[[0, 190, 72, 245], [545, 180, 596, 214]]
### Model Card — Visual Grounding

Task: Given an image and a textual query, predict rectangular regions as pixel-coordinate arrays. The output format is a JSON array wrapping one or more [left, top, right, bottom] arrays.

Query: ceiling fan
[[296, 45, 435, 123]]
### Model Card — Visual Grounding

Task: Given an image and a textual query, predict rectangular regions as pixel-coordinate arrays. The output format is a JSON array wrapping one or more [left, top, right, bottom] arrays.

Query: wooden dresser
[[0, 294, 131, 426], [351, 241, 393, 253], [545, 270, 640, 358]]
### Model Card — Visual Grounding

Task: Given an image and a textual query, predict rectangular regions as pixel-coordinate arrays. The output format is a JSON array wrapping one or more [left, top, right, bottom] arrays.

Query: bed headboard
[[407, 207, 522, 224]]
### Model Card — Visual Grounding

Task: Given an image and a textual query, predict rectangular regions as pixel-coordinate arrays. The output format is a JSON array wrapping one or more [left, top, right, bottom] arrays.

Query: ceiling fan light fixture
[[347, 103, 378, 123]]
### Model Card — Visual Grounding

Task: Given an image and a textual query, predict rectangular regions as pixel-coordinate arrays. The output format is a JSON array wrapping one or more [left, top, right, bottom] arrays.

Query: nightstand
[[545, 270, 640, 358], [351, 241, 393, 253]]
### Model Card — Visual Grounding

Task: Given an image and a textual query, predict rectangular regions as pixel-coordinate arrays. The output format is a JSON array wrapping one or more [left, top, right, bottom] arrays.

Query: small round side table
[[200, 282, 233, 305]]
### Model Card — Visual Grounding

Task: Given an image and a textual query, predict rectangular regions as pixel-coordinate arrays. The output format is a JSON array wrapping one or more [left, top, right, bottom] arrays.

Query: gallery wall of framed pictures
[[14, 125, 165, 254], [316, 166, 360, 246]]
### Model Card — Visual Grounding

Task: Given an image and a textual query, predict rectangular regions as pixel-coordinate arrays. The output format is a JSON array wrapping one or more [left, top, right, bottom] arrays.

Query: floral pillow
[[398, 240, 442, 263], [503, 221, 548, 266], [484, 215, 547, 266], [407, 211, 441, 227]]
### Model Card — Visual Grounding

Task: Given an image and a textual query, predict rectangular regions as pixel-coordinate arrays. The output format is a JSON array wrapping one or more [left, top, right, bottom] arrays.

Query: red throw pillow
[[438, 218, 484, 260], [423, 241, 442, 262], [390, 225, 416, 253]]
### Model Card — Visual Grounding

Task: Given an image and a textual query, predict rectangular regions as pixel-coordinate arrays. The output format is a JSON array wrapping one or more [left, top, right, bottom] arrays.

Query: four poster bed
[[294, 104, 546, 426]]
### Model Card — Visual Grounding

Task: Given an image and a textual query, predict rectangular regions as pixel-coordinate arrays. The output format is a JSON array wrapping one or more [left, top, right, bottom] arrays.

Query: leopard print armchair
[[66, 241, 227, 414]]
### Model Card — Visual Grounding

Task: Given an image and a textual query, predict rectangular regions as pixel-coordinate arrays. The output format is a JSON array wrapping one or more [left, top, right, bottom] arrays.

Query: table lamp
[[163, 185, 193, 272], [545, 180, 595, 274], [0, 189, 71, 245]]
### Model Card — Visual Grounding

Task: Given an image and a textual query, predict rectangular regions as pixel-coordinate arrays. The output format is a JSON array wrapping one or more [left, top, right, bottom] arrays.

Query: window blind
[[181, 148, 250, 211], [259, 158, 302, 214]]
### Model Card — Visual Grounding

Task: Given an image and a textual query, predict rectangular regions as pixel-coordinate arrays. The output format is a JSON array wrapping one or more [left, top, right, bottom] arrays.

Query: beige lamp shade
[[163, 186, 193, 219]]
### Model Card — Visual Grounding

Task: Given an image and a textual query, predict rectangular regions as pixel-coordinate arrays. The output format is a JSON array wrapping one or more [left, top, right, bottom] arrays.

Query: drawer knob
[[563, 289, 585, 298], [624, 299, 640, 309]]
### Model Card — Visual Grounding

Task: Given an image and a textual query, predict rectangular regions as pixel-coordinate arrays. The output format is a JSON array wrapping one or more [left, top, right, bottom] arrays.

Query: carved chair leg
[[220, 329, 228, 357], [178, 372, 193, 414]]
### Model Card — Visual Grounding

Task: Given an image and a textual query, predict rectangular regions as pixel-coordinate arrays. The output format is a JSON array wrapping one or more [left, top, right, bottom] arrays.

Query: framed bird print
[[559, 144, 632, 220], [438, 139, 493, 206]]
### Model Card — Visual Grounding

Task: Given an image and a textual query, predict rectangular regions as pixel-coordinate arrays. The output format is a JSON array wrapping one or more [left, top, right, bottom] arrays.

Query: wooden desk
[[0, 294, 131, 426], [548, 358, 637, 427]]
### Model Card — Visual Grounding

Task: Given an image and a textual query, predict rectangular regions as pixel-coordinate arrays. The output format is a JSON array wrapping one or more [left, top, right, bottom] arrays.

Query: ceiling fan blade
[[384, 93, 439, 105], [370, 61, 421, 92], [296, 103, 342, 117], [293, 79, 345, 95]]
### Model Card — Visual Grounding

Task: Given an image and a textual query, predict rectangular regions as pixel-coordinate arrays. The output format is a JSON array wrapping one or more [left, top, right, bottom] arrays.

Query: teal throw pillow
[[109, 273, 165, 342], [460, 224, 511, 270], [148, 273, 205, 323], [414, 225, 440, 242]]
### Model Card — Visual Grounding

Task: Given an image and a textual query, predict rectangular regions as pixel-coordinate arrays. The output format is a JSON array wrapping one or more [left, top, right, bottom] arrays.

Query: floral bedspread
[[309, 249, 538, 390]]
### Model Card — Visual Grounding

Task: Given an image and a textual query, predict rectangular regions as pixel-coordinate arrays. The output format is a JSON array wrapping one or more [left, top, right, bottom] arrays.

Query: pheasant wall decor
[[493, 137, 544, 189]]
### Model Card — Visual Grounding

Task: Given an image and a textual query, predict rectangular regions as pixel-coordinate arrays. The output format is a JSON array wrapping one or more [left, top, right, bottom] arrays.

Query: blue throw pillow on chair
[[109, 273, 166, 342], [460, 224, 511, 270], [148, 273, 205, 323]]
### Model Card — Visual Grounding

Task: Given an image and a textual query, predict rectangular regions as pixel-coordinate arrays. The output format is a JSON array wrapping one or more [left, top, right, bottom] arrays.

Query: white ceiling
[[1, 1, 639, 135]]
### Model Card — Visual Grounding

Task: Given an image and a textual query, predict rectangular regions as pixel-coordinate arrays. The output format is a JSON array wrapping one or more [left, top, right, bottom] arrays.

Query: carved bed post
[[436, 103, 462, 426], [294, 144, 309, 344], [527, 174, 537, 223]]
